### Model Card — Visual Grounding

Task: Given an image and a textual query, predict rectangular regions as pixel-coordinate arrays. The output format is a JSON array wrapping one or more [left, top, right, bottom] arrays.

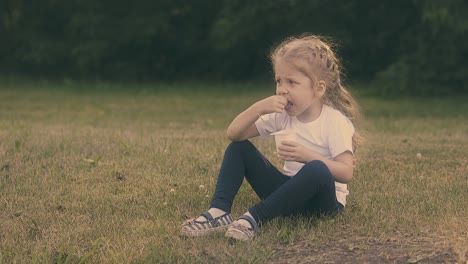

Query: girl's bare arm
[[227, 96, 287, 141]]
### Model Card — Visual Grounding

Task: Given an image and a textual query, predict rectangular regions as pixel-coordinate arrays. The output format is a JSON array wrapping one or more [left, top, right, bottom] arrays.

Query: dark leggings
[[210, 140, 344, 224]]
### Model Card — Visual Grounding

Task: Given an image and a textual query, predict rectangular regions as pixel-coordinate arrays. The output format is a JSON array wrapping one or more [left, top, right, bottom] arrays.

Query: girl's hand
[[255, 95, 288, 115], [277, 141, 316, 163]]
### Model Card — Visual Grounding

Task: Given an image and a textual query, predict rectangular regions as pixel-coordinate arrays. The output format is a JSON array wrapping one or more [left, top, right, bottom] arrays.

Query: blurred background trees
[[1, 0, 467, 95]]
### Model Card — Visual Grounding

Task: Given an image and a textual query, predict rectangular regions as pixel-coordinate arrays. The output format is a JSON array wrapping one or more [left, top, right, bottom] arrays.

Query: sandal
[[180, 211, 234, 237], [225, 214, 257, 241]]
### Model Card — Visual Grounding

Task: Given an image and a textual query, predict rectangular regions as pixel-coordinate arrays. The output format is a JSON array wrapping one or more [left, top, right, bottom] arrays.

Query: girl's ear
[[316, 80, 327, 97]]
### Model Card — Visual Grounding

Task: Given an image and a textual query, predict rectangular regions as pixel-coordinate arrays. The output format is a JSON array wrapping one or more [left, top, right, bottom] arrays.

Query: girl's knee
[[226, 140, 253, 152], [295, 160, 333, 183], [303, 160, 329, 172]]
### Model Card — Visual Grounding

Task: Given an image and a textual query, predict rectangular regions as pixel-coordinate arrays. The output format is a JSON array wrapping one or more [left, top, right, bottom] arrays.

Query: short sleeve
[[254, 113, 278, 137], [327, 115, 355, 158]]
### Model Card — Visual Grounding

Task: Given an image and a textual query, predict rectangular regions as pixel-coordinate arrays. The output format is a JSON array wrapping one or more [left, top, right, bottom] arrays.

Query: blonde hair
[[270, 34, 363, 150]]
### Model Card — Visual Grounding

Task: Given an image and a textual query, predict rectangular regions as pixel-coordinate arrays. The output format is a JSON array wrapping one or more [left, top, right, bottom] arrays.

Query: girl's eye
[[276, 79, 281, 84], [288, 80, 295, 85]]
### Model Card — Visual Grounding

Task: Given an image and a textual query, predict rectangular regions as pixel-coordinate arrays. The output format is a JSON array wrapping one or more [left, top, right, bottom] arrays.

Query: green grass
[[0, 80, 467, 263]]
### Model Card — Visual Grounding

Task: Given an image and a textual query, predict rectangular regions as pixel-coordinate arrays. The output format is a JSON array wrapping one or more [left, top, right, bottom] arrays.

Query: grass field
[[0, 80, 467, 263]]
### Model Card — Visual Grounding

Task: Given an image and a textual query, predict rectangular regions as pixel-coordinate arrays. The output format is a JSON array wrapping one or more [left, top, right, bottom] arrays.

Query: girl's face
[[274, 58, 323, 122]]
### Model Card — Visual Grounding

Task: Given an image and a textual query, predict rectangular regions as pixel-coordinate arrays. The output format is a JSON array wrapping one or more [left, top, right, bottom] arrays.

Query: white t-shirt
[[254, 104, 354, 206]]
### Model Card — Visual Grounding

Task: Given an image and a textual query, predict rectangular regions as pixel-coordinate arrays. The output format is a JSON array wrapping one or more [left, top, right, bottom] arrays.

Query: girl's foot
[[180, 211, 234, 237], [225, 213, 257, 241]]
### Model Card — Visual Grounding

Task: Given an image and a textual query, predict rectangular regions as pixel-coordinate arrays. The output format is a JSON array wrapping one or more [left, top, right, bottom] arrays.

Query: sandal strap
[[200, 211, 214, 222], [237, 214, 257, 230], [192, 211, 233, 228]]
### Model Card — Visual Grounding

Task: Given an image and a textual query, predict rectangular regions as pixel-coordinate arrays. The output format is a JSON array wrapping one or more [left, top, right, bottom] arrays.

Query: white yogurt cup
[[271, 130, 297, 154]]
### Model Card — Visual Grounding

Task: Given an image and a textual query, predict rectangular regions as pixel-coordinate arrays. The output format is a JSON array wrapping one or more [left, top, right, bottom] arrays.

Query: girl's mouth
[[285, 100, 293, 111]]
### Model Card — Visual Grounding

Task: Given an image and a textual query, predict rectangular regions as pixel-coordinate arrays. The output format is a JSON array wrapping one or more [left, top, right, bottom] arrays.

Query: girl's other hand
[[255, 95, 287, 115], [277, 141, 315, 163]]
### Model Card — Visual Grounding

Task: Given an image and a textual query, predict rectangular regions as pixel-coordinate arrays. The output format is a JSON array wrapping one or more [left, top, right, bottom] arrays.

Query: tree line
[[1, 0, 467, 95]]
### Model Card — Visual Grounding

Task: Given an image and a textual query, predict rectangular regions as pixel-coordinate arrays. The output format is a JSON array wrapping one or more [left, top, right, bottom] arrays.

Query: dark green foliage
[[0, 0, 467, 95], [374, 0, 468, 96]]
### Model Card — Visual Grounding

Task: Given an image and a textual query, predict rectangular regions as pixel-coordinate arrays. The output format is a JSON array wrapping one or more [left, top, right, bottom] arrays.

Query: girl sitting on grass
[[181, 34, 361, 241]]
